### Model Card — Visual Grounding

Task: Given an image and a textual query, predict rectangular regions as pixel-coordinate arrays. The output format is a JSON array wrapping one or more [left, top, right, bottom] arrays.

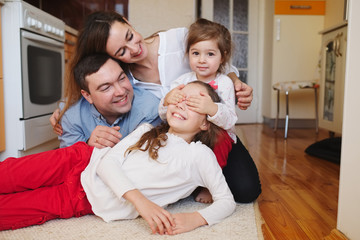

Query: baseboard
[[263, 116, 317, 129]]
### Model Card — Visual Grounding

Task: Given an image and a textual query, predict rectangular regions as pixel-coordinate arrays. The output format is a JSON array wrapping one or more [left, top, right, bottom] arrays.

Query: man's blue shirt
[[59, 86, 161, 148]]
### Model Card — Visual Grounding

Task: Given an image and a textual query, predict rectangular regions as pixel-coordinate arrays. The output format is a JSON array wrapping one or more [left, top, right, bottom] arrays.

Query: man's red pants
[[0, 142, 94, 230]]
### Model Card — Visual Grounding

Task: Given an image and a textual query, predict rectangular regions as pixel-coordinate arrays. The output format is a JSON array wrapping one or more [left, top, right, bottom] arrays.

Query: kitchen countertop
[[319, 21, 348, 35], [65, 25, 78, 36]]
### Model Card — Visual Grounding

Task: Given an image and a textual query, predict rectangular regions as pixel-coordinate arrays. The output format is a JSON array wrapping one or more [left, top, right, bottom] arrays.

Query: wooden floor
[[236, 124, 341, 240]]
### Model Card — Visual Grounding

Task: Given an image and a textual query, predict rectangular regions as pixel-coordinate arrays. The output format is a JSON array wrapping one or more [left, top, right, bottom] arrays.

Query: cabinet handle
[[290, 5, 312, 10], [335, 32, 343, 57], [337, 38, 342, 57], [65, 39, 76, 46], [333, 37, 338, 57]]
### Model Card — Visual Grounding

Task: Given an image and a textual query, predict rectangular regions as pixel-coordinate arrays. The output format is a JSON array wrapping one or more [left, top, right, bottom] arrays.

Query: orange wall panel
[[275, 1, 325, 15]]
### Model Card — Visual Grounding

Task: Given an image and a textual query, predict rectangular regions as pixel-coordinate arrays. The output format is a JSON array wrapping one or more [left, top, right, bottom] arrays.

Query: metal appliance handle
[[22, 31, 64, 48]]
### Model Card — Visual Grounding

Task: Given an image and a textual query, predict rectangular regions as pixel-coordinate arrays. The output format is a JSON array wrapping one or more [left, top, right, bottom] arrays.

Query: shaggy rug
[[0, 197, 264, 240]]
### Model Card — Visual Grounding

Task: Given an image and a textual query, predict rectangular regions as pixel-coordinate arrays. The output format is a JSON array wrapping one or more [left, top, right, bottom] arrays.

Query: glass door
[[211, 0, 260, 123], [214, 0, 248, 83]]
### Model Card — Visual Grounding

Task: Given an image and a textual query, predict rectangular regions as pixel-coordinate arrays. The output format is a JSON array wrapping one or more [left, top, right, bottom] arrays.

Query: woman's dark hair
[[77, 11, 128, 59], [126, 81, 223, 160]]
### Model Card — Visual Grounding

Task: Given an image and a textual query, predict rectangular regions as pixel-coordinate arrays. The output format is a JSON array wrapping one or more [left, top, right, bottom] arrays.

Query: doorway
[[201, 0, 261, 123]]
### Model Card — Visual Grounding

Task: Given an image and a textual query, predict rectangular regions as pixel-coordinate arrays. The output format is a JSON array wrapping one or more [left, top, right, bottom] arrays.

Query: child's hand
[[125, 190, 175, 235], [186, 92, 218, 117], [171, 212, 207, 235], [164, 84, 186, 106], [137, 198, 175, 235]]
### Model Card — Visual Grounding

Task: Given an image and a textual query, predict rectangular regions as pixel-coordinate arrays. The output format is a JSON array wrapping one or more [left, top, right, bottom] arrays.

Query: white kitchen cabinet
[[318, 24, 347, 135]]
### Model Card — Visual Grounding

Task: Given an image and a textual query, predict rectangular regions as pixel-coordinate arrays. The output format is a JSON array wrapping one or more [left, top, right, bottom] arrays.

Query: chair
[[272, 81, 319, 139]]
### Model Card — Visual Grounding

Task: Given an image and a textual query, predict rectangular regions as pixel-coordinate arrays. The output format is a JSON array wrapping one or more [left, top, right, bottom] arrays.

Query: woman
[[1, 82, 235, 235], [52, 12, 261, 203]]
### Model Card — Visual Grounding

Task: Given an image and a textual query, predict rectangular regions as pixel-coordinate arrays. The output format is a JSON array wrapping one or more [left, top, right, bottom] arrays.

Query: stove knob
[[27, 17, 36, 28], [44, 24, 50, 32], [37, 21, 42, 30], [27, 17, 31, 26]]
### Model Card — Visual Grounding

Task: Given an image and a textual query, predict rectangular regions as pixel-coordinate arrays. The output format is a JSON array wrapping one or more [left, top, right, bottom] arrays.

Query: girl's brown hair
[[58, 11, 128, 123], [186, 18, 232, 74], [125, 81, 223, 160]]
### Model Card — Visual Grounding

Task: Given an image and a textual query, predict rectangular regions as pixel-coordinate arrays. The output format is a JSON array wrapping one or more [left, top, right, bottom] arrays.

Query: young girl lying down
[[0, 81, 235, 235]]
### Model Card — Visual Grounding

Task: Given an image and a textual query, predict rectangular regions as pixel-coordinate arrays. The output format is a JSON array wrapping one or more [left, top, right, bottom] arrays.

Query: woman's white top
[[81, 123, 236, 226], [158, 72, 238, 142], [130, 27, 239, 99]]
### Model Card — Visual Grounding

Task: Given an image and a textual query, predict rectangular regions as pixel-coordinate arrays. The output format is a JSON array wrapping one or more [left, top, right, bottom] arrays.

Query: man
[[58, 53, 161, 148]]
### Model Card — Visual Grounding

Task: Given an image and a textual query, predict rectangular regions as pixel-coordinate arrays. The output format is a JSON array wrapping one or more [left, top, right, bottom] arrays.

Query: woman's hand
[[234, 80, 253, 110], [124, 190, 175, 235], [227, 72, 253, 110], [49, 108, 63, 136], [171, 212, 207, 235], [87, 126, 122, 148]]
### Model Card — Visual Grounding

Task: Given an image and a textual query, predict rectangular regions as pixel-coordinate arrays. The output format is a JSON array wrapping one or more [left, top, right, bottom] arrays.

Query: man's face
[[81, 58, 133, 124]]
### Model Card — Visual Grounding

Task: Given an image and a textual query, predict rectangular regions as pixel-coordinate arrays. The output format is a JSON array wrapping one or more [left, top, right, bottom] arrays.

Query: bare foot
[[195, 187, 213, 203]]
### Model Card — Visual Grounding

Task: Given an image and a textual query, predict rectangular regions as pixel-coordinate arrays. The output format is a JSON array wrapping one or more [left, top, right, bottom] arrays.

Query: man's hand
[[124, 189, 175, 235], [171, 212, 207, 235], [49, 108, 63, 136], [87, 126, 122, 148]]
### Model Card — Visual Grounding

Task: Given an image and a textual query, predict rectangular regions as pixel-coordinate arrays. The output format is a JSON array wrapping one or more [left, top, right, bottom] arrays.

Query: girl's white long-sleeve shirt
[[80, 124, 236, 226], [158, 72, 238, 142]]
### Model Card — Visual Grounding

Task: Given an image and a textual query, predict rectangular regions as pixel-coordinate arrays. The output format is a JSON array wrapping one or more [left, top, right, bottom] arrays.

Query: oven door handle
[[22, 31, 64, 48]]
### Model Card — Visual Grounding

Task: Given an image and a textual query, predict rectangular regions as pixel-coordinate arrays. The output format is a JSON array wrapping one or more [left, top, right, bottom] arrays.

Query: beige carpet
[[0, 197, 264, 240]]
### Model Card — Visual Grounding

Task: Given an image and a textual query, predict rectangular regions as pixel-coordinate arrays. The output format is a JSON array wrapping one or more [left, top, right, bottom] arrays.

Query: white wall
[[336, 0, 360, 238], [260, 0, 274, 119], [269, 15, 324, 119], [128, 0, 196, 38], [324, 0, 346, 29]]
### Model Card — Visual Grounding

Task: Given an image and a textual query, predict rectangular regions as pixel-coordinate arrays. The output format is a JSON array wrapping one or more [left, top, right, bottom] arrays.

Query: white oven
[[1, 0, 65, 159], [21, 30, 64, 119]]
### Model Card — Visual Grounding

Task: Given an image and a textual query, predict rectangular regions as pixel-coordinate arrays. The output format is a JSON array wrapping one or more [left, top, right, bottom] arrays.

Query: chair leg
[[284, 91, 289, 139], [274, 89, 279, 132], [314, 88, 319, 133]]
